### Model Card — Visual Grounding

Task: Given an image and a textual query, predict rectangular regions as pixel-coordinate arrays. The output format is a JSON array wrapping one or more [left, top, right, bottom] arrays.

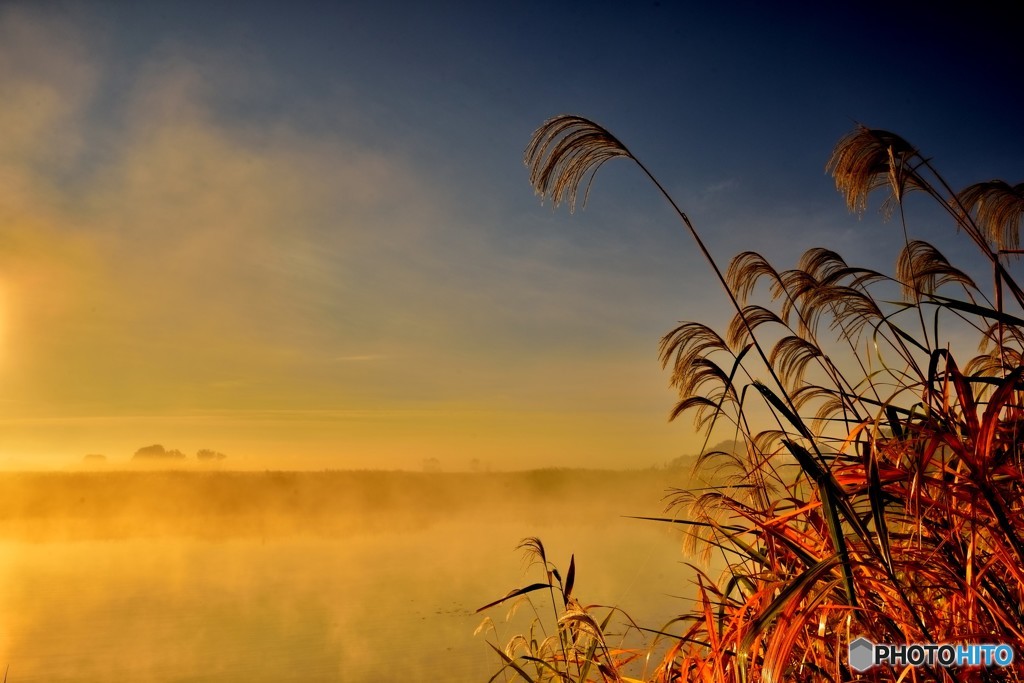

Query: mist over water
[[0, 470, 709, 682]]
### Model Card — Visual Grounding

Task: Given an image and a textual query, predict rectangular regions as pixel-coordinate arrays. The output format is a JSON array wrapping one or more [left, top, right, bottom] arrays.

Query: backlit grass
[[478, 117, 1024, 682]]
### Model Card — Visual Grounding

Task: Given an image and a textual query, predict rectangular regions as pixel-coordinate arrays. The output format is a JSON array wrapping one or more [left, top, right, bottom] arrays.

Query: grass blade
[[487, 642, 537, 683], [477, 583, 552, 613], [562, 554, 575, 607]]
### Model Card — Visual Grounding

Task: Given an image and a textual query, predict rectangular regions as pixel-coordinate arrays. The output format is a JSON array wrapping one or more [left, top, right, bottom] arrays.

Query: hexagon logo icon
[[849, 637, 874, 671]]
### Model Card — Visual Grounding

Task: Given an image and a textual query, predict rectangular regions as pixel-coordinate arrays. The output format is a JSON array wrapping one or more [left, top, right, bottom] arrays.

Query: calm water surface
[[0, 494, 700, 682]]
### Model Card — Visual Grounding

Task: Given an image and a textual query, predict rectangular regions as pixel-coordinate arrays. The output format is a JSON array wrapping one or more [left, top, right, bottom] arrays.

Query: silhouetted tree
[[196, 449, 227, 461], [132, 444, 186, 460]]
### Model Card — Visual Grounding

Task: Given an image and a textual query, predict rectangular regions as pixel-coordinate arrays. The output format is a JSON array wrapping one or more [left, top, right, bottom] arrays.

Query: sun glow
[[0, 281, 8, 367]]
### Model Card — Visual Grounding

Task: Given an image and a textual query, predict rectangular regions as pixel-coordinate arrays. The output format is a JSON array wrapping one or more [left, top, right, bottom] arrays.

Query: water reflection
[[0, 471, 702, 682]]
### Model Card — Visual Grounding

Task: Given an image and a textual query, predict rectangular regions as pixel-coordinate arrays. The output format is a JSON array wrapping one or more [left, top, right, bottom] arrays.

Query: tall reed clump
[[477, 116, 1024, 682]]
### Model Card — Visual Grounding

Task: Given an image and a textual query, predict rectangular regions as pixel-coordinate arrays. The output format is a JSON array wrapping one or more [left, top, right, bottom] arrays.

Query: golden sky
[[2, 3, 1019, 470], [0, 7, 699, 470]]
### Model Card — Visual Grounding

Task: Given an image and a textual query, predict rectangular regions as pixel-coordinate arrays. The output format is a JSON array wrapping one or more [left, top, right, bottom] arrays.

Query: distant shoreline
[[0, 468, 692, 541]]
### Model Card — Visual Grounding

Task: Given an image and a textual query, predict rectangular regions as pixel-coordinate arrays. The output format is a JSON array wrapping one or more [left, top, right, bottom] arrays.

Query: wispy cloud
[[0, 6, 701, 469], [702, 178, 738, 196], [0, 10, 449, 413]]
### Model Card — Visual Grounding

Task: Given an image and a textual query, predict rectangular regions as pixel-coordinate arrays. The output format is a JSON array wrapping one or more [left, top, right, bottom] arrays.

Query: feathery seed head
[[956, 180, 1024, 251], [827, 126, 922, 216], [525, 115, 634, 212]]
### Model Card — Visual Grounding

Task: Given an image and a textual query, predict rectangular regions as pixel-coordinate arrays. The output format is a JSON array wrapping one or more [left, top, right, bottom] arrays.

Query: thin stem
[[631, 158, 829, 467]]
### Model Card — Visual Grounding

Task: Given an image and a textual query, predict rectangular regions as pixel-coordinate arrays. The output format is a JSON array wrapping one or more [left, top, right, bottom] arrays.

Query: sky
[[0, 1, 1021, 470]]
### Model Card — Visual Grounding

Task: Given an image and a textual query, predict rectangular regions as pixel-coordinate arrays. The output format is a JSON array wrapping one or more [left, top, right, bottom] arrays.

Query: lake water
[[0, 471, 707, 682]]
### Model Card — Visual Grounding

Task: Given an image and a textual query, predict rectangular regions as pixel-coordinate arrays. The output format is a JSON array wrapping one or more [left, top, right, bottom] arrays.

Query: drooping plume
[[524, 115, 634, 213]]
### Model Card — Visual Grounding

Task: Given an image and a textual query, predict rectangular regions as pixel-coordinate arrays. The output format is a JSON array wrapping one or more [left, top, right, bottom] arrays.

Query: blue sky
[[0, 1, 1020, 469]]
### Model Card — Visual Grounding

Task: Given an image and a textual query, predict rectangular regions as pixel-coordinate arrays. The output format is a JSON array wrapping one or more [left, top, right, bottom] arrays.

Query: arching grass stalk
[[526, 116, 865, 611], [525, 116, 819, 462], [479, 116, 1024, 682]]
